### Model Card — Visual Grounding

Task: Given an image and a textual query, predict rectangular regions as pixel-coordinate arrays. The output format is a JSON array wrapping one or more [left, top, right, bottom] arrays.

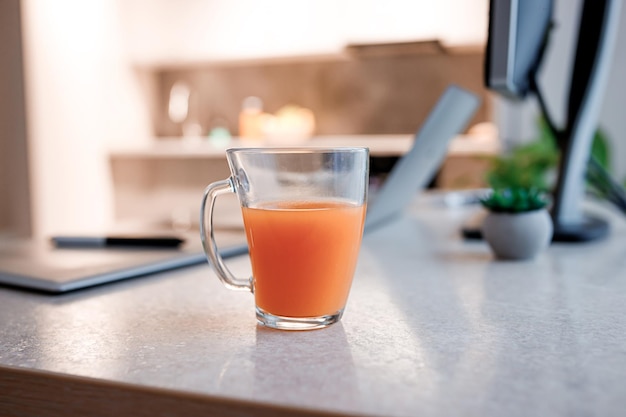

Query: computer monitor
[[485, 0, 553, 100], [484, 0, 623, 242]]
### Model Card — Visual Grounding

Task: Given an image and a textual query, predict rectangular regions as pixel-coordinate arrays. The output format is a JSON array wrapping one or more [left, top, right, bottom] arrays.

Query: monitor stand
[[552, 216, 609, 242], [460, 211, 610, 242], [547, 0, 621, 242]]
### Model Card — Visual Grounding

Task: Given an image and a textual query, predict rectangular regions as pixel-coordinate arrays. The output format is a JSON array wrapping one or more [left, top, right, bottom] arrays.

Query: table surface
[[1, 198, 626, 417]]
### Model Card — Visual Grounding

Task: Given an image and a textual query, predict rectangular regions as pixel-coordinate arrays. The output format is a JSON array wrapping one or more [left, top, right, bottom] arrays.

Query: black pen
[[51, 236, 185, 249]]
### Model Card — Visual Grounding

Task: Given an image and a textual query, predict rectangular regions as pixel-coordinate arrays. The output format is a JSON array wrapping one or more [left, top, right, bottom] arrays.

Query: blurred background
[[1, 0, 625, 239]]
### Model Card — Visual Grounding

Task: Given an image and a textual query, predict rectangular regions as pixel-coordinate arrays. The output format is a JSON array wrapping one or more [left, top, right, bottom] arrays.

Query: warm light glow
[[121, 0, 488, 63], [21, 0, 153, 237], [261, 105, 316, 144]]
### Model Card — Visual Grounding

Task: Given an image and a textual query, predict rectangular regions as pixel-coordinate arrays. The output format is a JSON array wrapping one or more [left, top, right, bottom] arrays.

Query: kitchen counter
[[108, 134, 499, 159], [108, 135, 415, 159], [2, 197, 626, 417], [108, 134, 499, 225]]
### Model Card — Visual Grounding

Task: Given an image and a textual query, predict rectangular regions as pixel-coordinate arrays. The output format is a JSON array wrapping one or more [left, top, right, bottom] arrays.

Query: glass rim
[[226, 147, 369, 155]]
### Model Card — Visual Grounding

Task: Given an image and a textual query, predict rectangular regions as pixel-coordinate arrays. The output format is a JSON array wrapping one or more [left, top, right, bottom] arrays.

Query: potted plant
[[480, 187, 553, 260]]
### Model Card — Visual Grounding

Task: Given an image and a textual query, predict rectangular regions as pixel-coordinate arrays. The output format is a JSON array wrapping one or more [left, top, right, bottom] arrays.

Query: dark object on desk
[[461, 227, 483, 240], [461, 210, 487, 240], [51, 235, 185, 249]]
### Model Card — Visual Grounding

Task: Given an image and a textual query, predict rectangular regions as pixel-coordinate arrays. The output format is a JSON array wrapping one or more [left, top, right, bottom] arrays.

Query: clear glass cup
[[200, 147, 369, 330]]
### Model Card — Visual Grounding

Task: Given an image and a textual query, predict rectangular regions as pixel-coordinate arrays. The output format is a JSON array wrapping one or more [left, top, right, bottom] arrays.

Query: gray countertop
[[2, 199, 626, 417]]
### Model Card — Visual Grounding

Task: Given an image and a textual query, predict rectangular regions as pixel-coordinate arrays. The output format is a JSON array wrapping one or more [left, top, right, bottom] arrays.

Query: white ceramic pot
[[482, 208, 553, 260]]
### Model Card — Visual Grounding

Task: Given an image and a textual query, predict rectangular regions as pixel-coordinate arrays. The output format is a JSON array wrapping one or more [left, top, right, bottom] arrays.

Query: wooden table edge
[[0, 364, 363, 417]]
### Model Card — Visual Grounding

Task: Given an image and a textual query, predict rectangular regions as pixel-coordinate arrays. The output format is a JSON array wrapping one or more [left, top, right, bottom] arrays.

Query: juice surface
[[242, 200, 366, 318]]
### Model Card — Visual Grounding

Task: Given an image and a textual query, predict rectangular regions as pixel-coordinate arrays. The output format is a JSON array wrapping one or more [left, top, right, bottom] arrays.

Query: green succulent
[[484, 116, 626, 214], [480, 187, 549, 214], [486, 118, 559, 191], [485, 117, 614, 192]]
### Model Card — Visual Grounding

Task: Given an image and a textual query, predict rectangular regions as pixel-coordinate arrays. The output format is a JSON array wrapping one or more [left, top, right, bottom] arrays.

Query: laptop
[[364, 85, 480, 231], [0, 85, 479, 294], [0, 231, 248, 293]]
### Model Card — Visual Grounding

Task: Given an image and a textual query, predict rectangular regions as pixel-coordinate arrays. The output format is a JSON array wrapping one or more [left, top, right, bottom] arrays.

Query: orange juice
[[242, 200, 366, 318]]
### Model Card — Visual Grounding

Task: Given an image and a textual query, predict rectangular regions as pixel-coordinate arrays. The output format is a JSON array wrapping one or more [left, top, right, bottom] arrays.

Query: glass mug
[[200, 147, 369, 330]]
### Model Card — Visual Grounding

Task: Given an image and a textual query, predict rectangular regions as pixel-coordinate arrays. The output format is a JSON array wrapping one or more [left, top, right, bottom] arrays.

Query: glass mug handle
[[200, 178, 252, 292]]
